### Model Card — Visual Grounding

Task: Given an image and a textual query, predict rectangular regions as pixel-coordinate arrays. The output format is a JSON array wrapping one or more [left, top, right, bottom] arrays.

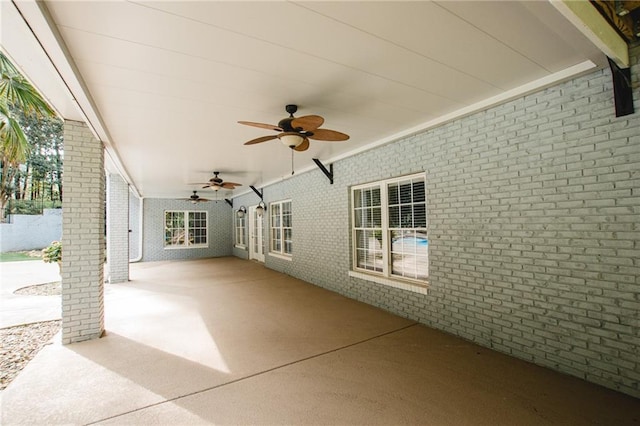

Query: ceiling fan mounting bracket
[[285, 104, 298, 116]]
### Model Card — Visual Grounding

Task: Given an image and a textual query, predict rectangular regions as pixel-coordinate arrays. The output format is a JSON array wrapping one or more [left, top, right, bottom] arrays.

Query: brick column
[[61, 120, 105, 344], [107, 173, 129, 283]]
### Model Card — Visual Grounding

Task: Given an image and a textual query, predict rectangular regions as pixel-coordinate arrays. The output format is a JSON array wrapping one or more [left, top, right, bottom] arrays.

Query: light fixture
[[277, 132, 304, 148], [256, 201, 267, 217], [237, 206, 246, 218]]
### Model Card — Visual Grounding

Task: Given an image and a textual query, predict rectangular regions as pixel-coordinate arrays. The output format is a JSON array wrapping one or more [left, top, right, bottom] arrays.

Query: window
[[352, 173, 428, 282], [270, 200, 292, 256], [164, 210, 208, 248], [235, 212, 246, 248]]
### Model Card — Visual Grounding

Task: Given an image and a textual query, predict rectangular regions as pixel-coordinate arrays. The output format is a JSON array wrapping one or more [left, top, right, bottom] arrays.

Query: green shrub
[[42, 241, 62, 263]]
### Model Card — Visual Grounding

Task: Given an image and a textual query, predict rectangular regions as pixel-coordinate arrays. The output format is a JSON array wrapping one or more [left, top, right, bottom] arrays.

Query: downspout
[[129, 196, 144, 263]]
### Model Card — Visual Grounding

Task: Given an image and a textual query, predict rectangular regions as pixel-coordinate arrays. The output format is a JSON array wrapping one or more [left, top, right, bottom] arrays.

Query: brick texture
[[61, 120, 105, 344], [129, 189, 141, 260], [141, 198, 232, 262], [233, 47, 640, 398], [107, 173, 129, 283]]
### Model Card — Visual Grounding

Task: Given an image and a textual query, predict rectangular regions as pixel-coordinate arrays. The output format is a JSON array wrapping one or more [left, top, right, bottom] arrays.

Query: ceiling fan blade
[[293, 138, 310, 152], [291, 115, 324, 132], [308, 128, 350, 141], [197, 198, 211, 202], [238, 121, 282, 131], [221, 182, 241, 188], [244, 135, 278, 145]]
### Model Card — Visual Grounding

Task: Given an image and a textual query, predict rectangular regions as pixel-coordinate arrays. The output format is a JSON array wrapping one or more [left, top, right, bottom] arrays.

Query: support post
[[107, 174, 130, 283], [61, 120, 105, 344]]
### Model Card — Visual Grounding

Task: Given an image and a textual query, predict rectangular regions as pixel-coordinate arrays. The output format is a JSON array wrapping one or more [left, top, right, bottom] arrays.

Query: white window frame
[[235, 212, 246, 248], [269, 199, 292, 259], [349, 173, 428, 292], [164, 210, 208, 249]]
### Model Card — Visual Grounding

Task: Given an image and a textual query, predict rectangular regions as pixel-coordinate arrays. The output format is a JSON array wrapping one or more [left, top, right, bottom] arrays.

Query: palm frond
[[0, 102, 30, 164], [0, 52, 55, 118], [0, 52, 19, 75]]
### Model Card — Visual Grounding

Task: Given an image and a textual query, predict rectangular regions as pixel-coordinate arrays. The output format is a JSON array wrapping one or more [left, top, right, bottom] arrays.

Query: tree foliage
[[12, 108, 63, 204], [0, 51, 58, 219]]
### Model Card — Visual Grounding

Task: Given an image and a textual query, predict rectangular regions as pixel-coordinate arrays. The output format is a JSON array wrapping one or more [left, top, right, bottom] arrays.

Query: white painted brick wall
[[230, 195, 254, 260], [61, 120, 105, 344], [141, 198, 232, 262], [234, 47, 640, 398], [129, 189, 141, 260], [107, 173, 129, 283]]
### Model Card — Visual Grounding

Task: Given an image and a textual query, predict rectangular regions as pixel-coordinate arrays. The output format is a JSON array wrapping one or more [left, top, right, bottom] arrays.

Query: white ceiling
[[4, 1, 605, 199]]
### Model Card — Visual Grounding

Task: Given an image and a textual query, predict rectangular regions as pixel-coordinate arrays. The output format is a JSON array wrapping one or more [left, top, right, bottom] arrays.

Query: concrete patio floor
[[0, 260, 61, 328], [1, 257, 638, 425]]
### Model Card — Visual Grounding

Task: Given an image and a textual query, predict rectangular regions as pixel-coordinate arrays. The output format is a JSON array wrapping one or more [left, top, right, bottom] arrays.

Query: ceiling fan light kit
[[278, 132, 305, 148]]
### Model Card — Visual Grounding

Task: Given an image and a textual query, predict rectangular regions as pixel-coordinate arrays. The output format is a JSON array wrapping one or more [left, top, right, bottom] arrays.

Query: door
[[249, 205, 265, 262]]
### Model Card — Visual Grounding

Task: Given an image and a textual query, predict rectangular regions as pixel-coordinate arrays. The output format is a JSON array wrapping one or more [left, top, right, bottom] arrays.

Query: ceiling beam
[[550, 0, 629, 67]]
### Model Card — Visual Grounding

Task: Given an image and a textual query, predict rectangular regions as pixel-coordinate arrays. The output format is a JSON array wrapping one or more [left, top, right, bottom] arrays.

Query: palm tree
[[0, 51, 55, 220]]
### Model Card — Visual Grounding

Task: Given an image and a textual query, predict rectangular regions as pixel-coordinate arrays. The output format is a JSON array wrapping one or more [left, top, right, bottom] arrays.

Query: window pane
[[354, 209, 363, 228], [413, 181, 425, 203], [273, 204, 281, 227], [354, 189, 363, 209], [389, 206, 399, 228], [401, 205, 413, 228], [365, 208, 372, 227], [372, 206, 382, 227], [390, 230, 428, 279], [355, 230, 383, 272], [414, 203, 427, 228], [283, 211, 292, 227], [371, 188, 381, 207], [399, 182, 412, 203], [388, 183, 399, 205], [362, 189, 371, 207]]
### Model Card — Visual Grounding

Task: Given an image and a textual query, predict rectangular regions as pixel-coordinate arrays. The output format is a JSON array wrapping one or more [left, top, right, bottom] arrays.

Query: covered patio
[[2, 258, 638, 425]]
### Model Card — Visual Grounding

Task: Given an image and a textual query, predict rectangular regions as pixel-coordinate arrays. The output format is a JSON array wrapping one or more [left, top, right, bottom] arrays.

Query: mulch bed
[[0, 320, 61, 390], [1, 282, 62, 390], [13, 281, 61, 296]]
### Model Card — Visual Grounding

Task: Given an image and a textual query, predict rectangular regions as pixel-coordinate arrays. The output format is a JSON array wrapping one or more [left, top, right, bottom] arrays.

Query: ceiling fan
[[182, 191, 211, 204], [238, 104, 349, 152], [201, 171, 242, 191]]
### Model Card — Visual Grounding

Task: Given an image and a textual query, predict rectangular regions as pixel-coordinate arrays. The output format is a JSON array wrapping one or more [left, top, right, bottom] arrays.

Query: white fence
[[0, 209, 62, 252]]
